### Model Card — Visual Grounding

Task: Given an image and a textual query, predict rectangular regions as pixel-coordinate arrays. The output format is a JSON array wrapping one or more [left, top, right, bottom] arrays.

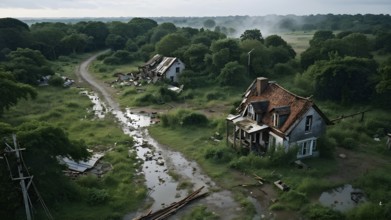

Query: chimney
[[256, 77, 268, 95]]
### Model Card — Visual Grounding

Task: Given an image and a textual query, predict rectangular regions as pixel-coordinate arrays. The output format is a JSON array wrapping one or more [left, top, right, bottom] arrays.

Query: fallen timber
[[133, 186, 208, 220]]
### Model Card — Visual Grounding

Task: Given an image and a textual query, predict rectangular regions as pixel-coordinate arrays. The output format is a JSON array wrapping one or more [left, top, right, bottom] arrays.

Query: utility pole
[[4, 134, 33, 220], [247, 48, 254, 76]]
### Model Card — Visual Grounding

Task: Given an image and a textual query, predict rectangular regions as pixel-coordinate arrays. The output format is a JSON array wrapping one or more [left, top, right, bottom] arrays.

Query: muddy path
[[76, 51, 258, 219]]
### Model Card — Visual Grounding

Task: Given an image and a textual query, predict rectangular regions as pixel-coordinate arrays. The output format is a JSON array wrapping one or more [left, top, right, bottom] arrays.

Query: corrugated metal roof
[[60, 153, 104, 173]]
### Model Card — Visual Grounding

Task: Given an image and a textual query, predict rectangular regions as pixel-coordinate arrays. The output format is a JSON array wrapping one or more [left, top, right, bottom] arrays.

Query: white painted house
[[139, 54, 185, 83]]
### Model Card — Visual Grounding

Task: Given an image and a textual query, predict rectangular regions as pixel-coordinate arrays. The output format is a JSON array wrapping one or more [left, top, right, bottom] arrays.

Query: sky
[[0, 0, 390, 18]]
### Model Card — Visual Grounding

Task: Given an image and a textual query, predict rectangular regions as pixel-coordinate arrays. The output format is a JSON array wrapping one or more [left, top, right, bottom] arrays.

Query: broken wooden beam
[[133, 186, 207, 220]]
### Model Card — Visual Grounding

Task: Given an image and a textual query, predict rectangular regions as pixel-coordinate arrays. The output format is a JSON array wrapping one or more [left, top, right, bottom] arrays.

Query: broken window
[[305, 115, 313, 132]]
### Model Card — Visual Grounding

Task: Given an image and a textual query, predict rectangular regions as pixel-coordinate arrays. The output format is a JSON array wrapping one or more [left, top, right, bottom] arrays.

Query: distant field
[[279, 31, 314, 56]]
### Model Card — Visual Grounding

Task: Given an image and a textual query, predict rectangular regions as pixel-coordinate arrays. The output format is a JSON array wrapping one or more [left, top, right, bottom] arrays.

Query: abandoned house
[[138, 54, 185, 83], [226, 77, 331, 159]]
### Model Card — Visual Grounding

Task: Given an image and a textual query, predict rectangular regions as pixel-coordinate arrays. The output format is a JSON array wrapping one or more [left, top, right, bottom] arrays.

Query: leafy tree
[[125, 39, 138, 52], [30, 27, 66, 59], [342, 33, 371, 58], [0, 71, 36, 115], [265, 35, 296, 58], [0, 17, 29, 31], [150, 29, 170, 44], [60, 33, 88, 54], [5, 48, 54, 85], [158, 22, 177, 32], [309, 30, 335, 47], [302, 56, 377, 103], [128, 18, 158, 35], [184, 43, 209, 71], [217, 61, 246, 86], [105, 34, 126, 51], [374, 31, 391, 53], [240, 29, 264, 42], [0, 121, 89, 216], [203, 19, 216, 29], [0, 18, 31, 51], [240, 39, 269, 77], [81, 21, 109, 49], [156, 33, 188, 56], [109, 21, 136, 39], [376, 58, 391, 94], [211, 39, 240, 62]]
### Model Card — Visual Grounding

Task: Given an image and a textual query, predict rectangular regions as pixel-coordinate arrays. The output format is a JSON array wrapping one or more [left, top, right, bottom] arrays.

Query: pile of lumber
[[133, 186, 208, 220]]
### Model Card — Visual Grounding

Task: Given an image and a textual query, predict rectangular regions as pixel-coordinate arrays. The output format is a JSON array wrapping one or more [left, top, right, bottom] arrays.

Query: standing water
[[77, 52, 263, 219], [82, 91, 244, 219]]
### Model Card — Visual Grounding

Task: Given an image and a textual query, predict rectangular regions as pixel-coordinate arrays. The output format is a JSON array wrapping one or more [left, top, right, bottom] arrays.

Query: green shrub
[[302, 204, 345, 220], [346, 202, 388, 220], [103, 56, 121, 65], [76, 174, 100, 188], [267, 145, 298, 166], [229, 153, 267, 171], [317, 135, 336, 158], [48, 75, 64, 87], [269, 203, 286, 211], [160, 109, 208, 128], [342, 137, 357, 149], [279, 190, 309, 210], [204, 146, 234, 163], [86, 188, 109, 205], [182, 112, 208, 126]]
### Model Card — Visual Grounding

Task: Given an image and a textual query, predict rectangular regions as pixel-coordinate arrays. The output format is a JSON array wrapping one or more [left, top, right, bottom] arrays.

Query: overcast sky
[[0, 0, 390, 18]]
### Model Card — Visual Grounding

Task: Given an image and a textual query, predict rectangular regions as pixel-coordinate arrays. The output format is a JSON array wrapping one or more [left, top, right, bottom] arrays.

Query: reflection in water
[[81, 90, 253, 219], [319, 184, 366, 212]]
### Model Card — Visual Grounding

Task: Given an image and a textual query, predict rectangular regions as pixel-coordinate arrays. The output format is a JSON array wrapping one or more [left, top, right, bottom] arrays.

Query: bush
[[279, 190, 309, 210], [86, 188, 109, 205], [317, 135, 336, 158], [302, 204, 345, 220], [229, 153, 267, 171], [103, 56, 121, 65], [347, 202, 388, 220], [76, 174, 100, 188], [48, 75, 64, 87], [160, 109, 208, 128], [182, 112, 208, 126], [267, 145, 298, 166], [342, 137, 357, 149], [204, 146, 234, 163]]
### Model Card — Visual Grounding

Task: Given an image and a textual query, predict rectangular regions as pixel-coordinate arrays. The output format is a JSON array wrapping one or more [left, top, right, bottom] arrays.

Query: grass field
[[2, 53, 147, 220]]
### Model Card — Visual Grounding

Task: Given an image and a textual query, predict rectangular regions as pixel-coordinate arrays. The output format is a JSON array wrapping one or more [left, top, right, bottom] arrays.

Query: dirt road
[[76, 50, 120, 111]]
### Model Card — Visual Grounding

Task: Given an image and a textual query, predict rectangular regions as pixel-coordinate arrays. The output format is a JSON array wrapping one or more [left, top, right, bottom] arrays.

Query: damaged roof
[[155, 57, 178, 75], [239, 79, 331, 133]]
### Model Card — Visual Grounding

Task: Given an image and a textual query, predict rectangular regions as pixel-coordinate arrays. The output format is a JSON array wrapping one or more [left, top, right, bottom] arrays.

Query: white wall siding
[[165, 60, 185, 82]]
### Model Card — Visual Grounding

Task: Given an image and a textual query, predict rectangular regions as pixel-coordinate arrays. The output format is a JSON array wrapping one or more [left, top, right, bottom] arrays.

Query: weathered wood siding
[[288, 107, 327, 143]]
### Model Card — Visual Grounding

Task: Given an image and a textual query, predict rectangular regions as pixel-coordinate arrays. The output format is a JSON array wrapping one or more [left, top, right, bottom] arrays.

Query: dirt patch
[[327, 147, 389, 183]]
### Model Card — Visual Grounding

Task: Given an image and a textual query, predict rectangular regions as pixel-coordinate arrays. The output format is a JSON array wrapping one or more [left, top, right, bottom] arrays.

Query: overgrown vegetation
[[2, 14, 391, 220]]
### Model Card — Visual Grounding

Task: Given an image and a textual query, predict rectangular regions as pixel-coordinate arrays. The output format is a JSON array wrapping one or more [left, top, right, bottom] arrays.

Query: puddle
[[81, 91, 108, 119], [319, 184, 366, 212]]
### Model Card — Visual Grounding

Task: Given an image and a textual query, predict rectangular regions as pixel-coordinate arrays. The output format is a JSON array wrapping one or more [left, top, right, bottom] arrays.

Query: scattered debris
[[274, 180, 290, 192], [59, 153, 104, 173], [339, 154, 347, 159], [133, 186, 208, 220]]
